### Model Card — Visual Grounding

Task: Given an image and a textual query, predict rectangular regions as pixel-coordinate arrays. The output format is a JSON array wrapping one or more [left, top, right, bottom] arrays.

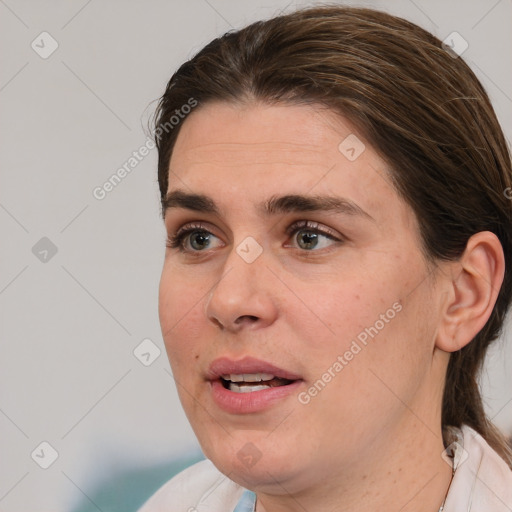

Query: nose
[[204, 243, 278, 332]]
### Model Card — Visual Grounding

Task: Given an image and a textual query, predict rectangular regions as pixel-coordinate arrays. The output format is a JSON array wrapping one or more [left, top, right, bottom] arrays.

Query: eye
[[285, 220, 342, 251], [166, 220, 343, 254], [166, 223, 223, 252]]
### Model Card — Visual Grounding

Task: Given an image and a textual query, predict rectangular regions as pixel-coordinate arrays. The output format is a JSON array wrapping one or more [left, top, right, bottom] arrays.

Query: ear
[[435, 231, 505, 353]]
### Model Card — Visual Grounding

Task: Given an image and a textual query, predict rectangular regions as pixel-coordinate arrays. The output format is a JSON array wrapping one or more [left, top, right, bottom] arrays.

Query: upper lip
[[207, 356, 302, 381]]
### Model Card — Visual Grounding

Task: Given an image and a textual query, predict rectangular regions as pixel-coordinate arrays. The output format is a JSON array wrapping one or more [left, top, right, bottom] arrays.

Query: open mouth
[[208, 358, 303, 413], [220, 373, 295, 393]]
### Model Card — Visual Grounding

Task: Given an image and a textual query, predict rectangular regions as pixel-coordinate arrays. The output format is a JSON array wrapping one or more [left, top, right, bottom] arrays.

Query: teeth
[[221, 373, 275, 383], [229, 383, 271, 393]]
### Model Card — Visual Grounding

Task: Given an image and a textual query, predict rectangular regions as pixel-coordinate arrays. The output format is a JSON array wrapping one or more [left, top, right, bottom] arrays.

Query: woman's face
[[159, 101, 447, 493]]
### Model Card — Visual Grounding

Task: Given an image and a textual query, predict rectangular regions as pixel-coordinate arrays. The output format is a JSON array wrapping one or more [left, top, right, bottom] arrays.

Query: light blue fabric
[[233, 489, 256, 512]]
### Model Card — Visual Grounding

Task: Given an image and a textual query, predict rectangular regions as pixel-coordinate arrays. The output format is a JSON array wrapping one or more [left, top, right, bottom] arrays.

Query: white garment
[[138, 424, 512, 512]]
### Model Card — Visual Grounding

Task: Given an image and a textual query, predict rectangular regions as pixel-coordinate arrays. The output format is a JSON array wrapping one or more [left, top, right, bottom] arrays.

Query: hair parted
[[153, 5, 512, 465]]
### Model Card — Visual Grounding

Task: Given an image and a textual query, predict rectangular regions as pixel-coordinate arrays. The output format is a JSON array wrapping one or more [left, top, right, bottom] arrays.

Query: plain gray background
[[1, 0, 511, 511]]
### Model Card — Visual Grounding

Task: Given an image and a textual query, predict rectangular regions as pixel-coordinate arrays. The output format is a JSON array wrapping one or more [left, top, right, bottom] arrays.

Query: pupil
[[298, 230, 317, 249], [191, 231, 209, 250]]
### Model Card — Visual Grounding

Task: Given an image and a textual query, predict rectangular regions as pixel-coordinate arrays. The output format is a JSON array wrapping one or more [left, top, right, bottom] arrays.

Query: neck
[[255, 415, 453, 512]]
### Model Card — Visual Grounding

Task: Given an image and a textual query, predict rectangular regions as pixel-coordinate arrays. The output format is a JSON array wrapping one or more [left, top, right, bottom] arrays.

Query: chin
[[200, 432, 303, 490], [215, 455, 294, 490]]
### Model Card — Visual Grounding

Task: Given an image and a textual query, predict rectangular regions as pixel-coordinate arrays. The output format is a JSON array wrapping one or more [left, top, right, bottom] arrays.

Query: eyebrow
[[162, 189, 374, 221]]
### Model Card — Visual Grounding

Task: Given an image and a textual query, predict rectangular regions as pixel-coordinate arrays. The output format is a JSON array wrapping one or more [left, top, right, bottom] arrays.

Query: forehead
[[172, 101, 344, 169], [167, 101, 415, 232]]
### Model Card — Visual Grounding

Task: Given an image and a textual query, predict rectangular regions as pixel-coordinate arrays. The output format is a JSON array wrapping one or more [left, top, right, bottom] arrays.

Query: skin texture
[[158, 101, 504, 512]]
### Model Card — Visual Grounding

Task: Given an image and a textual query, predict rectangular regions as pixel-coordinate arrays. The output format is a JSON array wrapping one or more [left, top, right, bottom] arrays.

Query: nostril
[[235, 315, 259, 324], [210, 317, 224, 329]]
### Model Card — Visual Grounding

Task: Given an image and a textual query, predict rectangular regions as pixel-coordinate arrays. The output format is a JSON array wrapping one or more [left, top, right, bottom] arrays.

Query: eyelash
[[165, 220, 343, 253]]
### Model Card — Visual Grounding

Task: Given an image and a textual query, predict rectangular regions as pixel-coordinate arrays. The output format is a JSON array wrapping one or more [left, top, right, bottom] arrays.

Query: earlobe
[[435, 231, 505, 353]]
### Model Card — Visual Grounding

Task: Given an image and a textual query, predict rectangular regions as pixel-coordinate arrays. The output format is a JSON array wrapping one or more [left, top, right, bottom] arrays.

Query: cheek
[[311, 269, 399, 341], [158, 266, 205, 363], [301, 253, 428, 381], [159, 262, 203, 324]]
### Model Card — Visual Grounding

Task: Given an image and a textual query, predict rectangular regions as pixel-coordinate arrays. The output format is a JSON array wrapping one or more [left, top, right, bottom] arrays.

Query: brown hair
[[153, 5, 512, 465]]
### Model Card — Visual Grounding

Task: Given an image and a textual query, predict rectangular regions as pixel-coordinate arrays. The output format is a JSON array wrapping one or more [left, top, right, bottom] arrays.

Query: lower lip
[[209, 379, 302, 414]]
